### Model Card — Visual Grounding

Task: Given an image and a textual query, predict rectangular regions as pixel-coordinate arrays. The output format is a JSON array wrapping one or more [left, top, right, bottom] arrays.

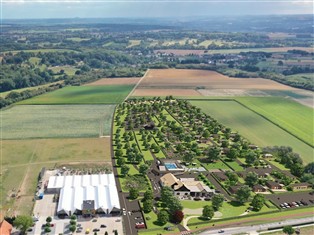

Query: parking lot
[[28, 215, 123, 235], [266, 191, 314, 209]]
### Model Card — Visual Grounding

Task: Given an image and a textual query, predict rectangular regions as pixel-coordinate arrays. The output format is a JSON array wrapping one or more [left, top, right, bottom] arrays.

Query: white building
[[47, 174, 120, 216]]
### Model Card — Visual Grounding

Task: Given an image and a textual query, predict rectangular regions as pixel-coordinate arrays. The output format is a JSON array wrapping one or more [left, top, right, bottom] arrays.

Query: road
[[198, 216, 314, 235]]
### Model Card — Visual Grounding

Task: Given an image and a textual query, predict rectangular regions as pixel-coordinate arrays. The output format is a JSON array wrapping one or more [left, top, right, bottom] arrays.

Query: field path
[[125, 69, 150, 100]]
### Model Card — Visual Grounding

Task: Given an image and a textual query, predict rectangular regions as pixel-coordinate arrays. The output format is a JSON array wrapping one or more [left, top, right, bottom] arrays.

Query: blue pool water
[[165, 163, 178, 170]]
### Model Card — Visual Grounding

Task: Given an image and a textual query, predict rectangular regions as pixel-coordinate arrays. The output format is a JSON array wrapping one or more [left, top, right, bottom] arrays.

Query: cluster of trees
[[160, 187, 184, 223]]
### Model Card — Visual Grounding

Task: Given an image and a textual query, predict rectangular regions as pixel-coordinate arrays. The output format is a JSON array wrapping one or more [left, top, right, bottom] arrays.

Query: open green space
[[18, 85, 133, 104], [191, 100, 313, 164], [2, 105, 115, 139], [2, 48, 78, 54], [236, 97, 313, 146], [48, 66, 78, 76], [262, 225, 314, 235]]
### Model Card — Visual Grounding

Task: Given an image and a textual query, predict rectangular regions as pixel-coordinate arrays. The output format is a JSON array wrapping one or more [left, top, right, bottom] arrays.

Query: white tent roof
[[53, 174, 120, 215]]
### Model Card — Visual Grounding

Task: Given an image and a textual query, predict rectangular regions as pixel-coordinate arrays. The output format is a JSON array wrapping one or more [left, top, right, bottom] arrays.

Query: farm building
[[160, 173, 215, 198], [291, 182, 311, 190], [47, 174, 120, 216], [253, 185, 267, 193], [266, 181, 283, 190]]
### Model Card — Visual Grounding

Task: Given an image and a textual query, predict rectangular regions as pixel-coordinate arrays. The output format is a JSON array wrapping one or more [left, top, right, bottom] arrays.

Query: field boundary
[[125, 69, 150, 100], [182, 98, 313, 149]]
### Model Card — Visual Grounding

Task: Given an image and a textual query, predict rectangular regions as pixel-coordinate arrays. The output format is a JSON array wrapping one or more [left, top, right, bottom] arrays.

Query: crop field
[[2, 105, 115, 139], [137, 69, 298, 90], [191, 100, 313, 164], [1, 138, 111, 216], [154, 47, 314, 56], [18, 85, 134, 104], [131, 88, 201, 96], [236, 97, 313, 146], [86, 77, 141, 86], [127, 40, 141, 47]]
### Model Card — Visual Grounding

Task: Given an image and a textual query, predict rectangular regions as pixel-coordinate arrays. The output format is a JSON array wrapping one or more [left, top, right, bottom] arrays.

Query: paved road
[[198, 216, 314, 235]]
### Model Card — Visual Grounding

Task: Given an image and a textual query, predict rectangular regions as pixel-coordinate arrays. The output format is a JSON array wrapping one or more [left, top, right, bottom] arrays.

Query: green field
[[236, 97, 313, 146], [2, 48, 78, 54], [191, 100, 313, 164], [2, 105, 115, 139], [18, 85, 134, 104]]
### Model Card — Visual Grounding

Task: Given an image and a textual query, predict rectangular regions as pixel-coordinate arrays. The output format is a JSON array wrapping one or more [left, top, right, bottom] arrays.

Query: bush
[[44, 227, 51, 233], [146, 216, 151, 221], [70, 220, 76, 225], [46, 217, 52, 223], [70, 215, 77, 220]]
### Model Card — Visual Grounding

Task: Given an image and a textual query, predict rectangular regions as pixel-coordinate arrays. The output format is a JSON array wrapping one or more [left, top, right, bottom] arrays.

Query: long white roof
[[51, 174, 120, 214], [48, 174, 116, 189]]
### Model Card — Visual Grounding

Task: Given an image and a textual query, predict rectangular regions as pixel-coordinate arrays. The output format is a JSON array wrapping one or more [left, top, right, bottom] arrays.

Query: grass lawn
[[199, 159, 231, 170], [236, 97, 313, 147], [191, 100, 313, 164], [181, 200, 212, 209], [18, 85, 134, 104], [2, 105, 115, 139], [48, 66, 78, 76], [266, 159, 290, 171], [223, 159, 244, 171]]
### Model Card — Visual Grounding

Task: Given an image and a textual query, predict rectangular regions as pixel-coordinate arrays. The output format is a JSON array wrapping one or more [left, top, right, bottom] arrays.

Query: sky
[[1, 0, 313, 19]]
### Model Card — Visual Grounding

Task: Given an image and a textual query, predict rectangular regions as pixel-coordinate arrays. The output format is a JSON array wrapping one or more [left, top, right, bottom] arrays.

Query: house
[[291, 182, 311, 190], [263, 153, 273, 158], [213, 172, 228, 182], [229, 185, 242, 194], [0, 220, 12, 235], [266, 181, 283, 190], [253, 185, 267, 193], [160, 173, 215, 198]]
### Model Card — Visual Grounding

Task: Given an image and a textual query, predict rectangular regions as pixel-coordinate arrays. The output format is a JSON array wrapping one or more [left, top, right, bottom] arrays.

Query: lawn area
[[266, 159, 290, 171], [223, 160, 244, 171], [2, 105, 115, 139], [191, 100, 313, 164], [262, 225, 314, 235], [236, 97, 313, 146], [18, 85, 134, 104], [181, 200, 212, 209], [199, 159, 231, 170], [48, 66, 78, 76]]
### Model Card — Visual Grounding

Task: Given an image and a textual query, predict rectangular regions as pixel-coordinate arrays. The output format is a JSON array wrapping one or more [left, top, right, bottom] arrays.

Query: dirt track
[[132, 88, 201, 96]]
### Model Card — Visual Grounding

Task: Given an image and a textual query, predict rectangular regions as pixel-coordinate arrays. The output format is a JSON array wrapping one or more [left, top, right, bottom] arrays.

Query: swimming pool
[[165, 163, 178, 170]]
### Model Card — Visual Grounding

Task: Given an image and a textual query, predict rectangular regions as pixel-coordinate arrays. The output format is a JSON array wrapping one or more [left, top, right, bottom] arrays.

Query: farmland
[[236, 97, 313, 146], [155, 47, 314, 56], [190, 100, 313, 164], [1, 138, 111, 215], [2, 105, 115, 139], [18, 85, 134, 104], [86, 77, 140, 86], [137, 69, 298, 90]]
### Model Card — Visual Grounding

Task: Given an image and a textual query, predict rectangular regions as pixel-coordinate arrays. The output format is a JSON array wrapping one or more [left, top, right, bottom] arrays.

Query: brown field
[[155, 47, 314, 56], [85, 77, 141, 86], [132, 88, 201, 96], [137, 69, 298, 90]]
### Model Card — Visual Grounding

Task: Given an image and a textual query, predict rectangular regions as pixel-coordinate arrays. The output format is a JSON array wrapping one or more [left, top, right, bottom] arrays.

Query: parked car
[[93, 228, 100, 232], [100, 224, 107, 228], [135, 222, 145, 229]]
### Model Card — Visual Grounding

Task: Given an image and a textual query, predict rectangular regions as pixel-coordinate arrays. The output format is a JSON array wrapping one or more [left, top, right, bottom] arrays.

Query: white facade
[[47, 174, 120, 215]]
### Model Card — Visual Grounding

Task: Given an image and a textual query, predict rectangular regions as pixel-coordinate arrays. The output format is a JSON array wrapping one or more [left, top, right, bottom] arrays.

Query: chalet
[[266, 181, 283, 190], [229, 185, 242, 194], [291, 182, 311, 190], [263, 153, 273, 158], [238, 167, 272, 178], [0, 220, 12, 235], [249, 144, 259, 150], [253, 185, 267, 193], [213, 172, 228, 182], [160, 173, 215, 198]]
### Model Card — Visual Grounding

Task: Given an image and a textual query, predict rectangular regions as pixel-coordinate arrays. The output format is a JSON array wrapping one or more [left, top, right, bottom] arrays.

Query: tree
[[143, 189, 153, 201], [226, 148, 239, 161], [69, 225, 76, 232], [114, 230, 118, 235], [105, 232, 109, 235], [283, 225, 295, 235], [117, 157, 125, 166], [290, 163, 304, 177], [251, 194, 265, 211], [129, 188, 139, 200], [207, 147, 220, 162], [161, 187, 173, 205], [168, 197, 183, 214], [13, 215, 33, 234], [121, 164, 130, 176], [235, 185, 251, 204], [157, 210, 169, 225], [202, 130, 210, 139], [202, 205, 214, 219], [46, 216, 52, 223], [226, 171, 238, 186], [44, 227, 51, 233], [172, 210, 184, 223], [245, 172, 259, 187], [212, 194, 224, 211], [143, 199, 153, 213], [183, 153, 194, 163], [245, 151, 257, 166], [139, 164, 149, 175]]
